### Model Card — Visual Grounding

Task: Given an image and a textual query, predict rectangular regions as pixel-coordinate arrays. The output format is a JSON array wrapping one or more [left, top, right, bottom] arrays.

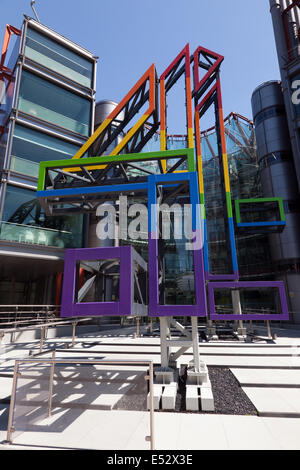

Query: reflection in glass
[[214, 287, 282, 316], [18, 71, 91, 136], [75, 259, 120, 303], [145, 116, 273, 279], [0, 185, 83, 248], [10, 124, 80, 178], [158, 196, 196, 305], [25, 27, 94, 88], [239, 201, 281, 224]]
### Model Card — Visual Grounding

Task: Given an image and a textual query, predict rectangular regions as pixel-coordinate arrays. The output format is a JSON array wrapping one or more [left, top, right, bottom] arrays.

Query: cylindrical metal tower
[[88, 99, 123, 249], [252, 80, 300, 323], [269, 0, 300, 192]]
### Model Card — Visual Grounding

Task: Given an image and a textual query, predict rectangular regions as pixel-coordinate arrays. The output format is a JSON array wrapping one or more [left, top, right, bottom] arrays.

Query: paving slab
[[1, 327, 300, 450], [0, 377, 13, 401], [219, 414, 278, 450], [3, 408, 300, 450], [3, 409, 150, 450], [242, 387, 300, 416], [262, 416, 300, 450], [231, 368, 300, 386], [88, 352, 300, 368]]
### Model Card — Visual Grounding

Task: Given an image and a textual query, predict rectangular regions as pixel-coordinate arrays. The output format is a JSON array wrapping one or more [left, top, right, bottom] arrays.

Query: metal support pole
[[232, 289, 246, 336], [191, 316, 200, 372], [48, 350, 56, 417], [206, 318, 217, 338], [136, 317, 140, 338], [160, 317, 170, 368], [72, 322, 76, 347], [39, 327, 45, 353], [149, 361, 155, 450], [266, 320, 272, 339], [6, 361, 19, 444]]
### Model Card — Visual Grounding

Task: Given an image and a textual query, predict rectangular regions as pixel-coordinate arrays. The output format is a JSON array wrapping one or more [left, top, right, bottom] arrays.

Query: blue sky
[[1, 0, 280, 133]]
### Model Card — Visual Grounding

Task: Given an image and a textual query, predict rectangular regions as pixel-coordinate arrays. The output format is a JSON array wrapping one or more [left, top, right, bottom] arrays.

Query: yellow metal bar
[[72, 118, 112, 160]]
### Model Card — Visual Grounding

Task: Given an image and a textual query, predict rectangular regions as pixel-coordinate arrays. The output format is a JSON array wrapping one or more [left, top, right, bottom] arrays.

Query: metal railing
[[6, 356, 155, 450], [0, 305, 59, 325], [0, 317, 93, 351], [0, 221, 74, 248]]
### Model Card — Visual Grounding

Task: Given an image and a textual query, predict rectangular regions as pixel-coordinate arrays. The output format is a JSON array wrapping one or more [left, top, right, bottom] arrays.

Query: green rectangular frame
[[234, 197, 286, 228], [37, 148, 196, 192]]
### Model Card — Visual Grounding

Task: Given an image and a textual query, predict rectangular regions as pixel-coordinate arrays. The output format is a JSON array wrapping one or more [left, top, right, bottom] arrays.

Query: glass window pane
[[75, 259, 120, 303], [0, 185, 82, 248], [6, 34, 20, 72], [0, 73, 16, 127], [18, 71, 91, 136], [10, 124, 80, 177], [25, 27, 93, 88]]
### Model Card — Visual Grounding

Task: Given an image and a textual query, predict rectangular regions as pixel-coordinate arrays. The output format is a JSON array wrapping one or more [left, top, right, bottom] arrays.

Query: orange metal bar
[[194, 83, 217, 199], [71, 63, 156, 162], [0, 24, 21, 70]]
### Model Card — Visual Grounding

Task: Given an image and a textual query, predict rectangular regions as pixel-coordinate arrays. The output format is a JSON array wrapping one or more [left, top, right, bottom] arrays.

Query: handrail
[[0, 318, 56, 327], [0, 317, 92, 333], [0, 316, 92, 328], [6, 356, 155, 450], [0, 305, 60, 308], [0, 221, 72, 234], [0, 317, 94, 351], [0, 306, 60, 327]]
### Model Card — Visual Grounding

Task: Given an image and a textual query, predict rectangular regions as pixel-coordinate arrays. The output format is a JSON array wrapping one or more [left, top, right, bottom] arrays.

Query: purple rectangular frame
[[208, 281, 289, 321], [147, 172, 207, 317], [61, 246, 135, 317]]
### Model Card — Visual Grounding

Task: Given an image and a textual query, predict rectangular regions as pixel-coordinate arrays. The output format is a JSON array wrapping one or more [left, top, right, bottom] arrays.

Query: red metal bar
[[195, 82, 217, 114], [193, 46, 224, 95], [159, 44, 193, 152], [55, 272, 63, 317]]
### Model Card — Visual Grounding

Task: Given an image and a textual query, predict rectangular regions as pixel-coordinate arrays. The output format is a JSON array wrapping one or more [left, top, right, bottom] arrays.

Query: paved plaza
[[0, 324, 300, 450]]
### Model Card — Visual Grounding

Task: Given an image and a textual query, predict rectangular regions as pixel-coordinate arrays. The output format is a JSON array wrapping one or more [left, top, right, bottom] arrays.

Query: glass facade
[[0, 33, 20, 128], [0, 19, 96, 305], [9, 124, 80, 178], [213, 286, 282, 316], [24, 27, 94, 88], [144, 116, 272, 283], [0, 126, 9, 170], [200, 117, 265, 277], [159, 233, 196, 306], [18, 71, 91, 136], [0, 73, 17, 128], [6, 33, 20, 72], [0, 185, 83, 248]]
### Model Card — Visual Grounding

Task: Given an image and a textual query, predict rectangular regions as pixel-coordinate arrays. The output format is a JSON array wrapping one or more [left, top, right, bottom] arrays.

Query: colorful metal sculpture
[[36, 43, 289, 322]]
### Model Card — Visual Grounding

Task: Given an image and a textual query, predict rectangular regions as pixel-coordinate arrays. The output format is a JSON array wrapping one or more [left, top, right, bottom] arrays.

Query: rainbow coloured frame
[[36, 149, 196, 215], [234, 197, 286, 230], [147, 171, 207, 317], [35, 42, 289, 322]]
